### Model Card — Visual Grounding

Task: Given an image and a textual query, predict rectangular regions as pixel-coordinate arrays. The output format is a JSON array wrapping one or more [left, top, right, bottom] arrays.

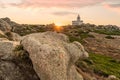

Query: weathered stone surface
[[108, 75, 117, 80], [0, 41, 19, 60], [0, 40, 40, 80], [0, 19, 11, 32], [0, 53, 40, 80], [5, 32, 22, 41], [0, 30, 5, 36], [21, 31, 88, 80], [11, 32, 22, 41], [0, 61, 36, 80], [1, 17, 19, 28], [84, 32, 120, 60], [0, 38, 8, 41], [0, 30, 7, 39]]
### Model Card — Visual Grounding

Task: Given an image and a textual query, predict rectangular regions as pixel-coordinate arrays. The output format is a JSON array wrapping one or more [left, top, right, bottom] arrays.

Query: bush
[[13, 45, 28, 59], [94, 29, 120, 35], [105, 36, 115, 39], [13, 25, 47, 36]]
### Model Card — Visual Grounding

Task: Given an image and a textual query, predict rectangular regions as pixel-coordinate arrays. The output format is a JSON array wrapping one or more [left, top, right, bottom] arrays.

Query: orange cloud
[[104, 3, 120, 13], [0, 0, 105, 8]]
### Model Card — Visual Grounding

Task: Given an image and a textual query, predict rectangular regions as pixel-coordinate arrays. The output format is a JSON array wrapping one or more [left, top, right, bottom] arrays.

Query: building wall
[[72, 21, 83, 25]]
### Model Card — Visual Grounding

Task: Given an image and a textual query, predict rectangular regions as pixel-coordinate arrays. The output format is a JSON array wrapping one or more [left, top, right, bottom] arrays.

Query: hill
[[0, 17, 120, 80]]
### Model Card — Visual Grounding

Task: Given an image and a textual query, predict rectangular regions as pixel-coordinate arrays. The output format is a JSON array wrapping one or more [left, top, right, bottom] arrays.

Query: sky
[[0, 0, 120, 26]]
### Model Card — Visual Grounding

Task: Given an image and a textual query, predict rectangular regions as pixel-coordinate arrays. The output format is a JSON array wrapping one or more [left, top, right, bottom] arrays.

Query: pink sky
[[0, 0, 120, 26]]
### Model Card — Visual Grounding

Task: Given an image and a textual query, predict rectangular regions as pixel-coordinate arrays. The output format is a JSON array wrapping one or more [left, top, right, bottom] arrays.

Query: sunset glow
[[0, 0, 120, 26], [55, 22, 64, 26], [54, 25, 63, 32]]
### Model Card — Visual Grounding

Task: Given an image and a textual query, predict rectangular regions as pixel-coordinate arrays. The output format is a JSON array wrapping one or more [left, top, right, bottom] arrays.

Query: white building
[[72, 15, 83, 25]]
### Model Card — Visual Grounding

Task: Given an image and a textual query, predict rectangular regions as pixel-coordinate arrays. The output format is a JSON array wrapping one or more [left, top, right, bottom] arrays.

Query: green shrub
[[94, 29, 120, 35], [88, 34, 95, 38], [13, 45, 28, 59], [68, 36, 85, 44], [13, 25, 46, 36], [76, 53, 120, 78], [68, 30, 94, 44], [105, 36, 115, 39]]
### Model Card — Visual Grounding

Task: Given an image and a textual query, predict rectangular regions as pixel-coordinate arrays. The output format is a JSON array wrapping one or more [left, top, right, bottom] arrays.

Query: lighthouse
[[72, 15, 83, 25]]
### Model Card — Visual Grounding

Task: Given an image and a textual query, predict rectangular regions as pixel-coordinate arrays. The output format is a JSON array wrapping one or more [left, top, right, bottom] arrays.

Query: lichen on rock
[[21, 31, 88, 80]]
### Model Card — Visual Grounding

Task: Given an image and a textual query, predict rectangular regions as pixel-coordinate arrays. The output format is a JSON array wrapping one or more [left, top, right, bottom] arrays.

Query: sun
[[53, 23, 64, 32], [55, 22, 63, 26]]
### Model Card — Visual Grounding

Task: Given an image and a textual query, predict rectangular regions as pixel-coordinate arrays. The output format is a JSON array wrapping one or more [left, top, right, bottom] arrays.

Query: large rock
[[21, 31, 88, 80], [5, 32, 22, 41], [0, 19, 11, 32], [0, 30, 5, 35], [10, 32, 22, 41], [0, 41, 19, 60], [0, 17, 20, 33], [0, 40, 40, 80], [1, 17, 19, 28], [0, 30, 7, 39], [0, 60, 39, 80], [0, 38, 8, 41]]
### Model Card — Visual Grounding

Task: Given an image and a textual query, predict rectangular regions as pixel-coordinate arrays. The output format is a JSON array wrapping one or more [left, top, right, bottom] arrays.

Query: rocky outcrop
[[0, 60, 39, 80], [0, 30, 7, 39], [84, 32, 120, 60], [0, 41, 19, 60], [0, 18, 11, 32], [108, 75, 117, 80], [10, 32, 22, 41], [0, 40, 40, 80], [1, 17, 19, 28], [0, 30, 5, 36], [5, 32, 22, 41], [0, 17, 21, 33], [0, 18, 22, 41], [21, 31, 88, 80]]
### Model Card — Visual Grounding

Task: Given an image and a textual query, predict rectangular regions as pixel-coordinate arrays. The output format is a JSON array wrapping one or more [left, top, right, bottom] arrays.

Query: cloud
[[0, 0, 105, 8], [107, 4, 120, 8], [53, 11, 76, 16], [103, 0, 120, 9], [104, 3, 120, 14]]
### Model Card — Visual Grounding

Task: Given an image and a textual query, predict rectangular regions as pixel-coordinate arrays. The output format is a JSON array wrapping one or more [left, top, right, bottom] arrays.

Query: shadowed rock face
[[0, 40, 40, 80], [0, 60, 40, 80], [21, 31, 88, 80]]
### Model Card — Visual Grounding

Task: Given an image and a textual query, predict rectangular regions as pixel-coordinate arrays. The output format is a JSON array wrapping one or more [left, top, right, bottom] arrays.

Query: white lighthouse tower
[[72, 15, 83, 25]]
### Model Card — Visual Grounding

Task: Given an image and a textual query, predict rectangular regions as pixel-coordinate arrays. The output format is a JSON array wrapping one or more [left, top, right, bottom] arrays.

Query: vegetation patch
[[68, 31, 94, 43], [13, 45, 29, 59], [76, 53, 120, 79], [105, 35, 115, 39], [78, 31, 95, 39], [94, 29, 120, 35], [13, 25, 47, 36], [69, 36, 84, 43]]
